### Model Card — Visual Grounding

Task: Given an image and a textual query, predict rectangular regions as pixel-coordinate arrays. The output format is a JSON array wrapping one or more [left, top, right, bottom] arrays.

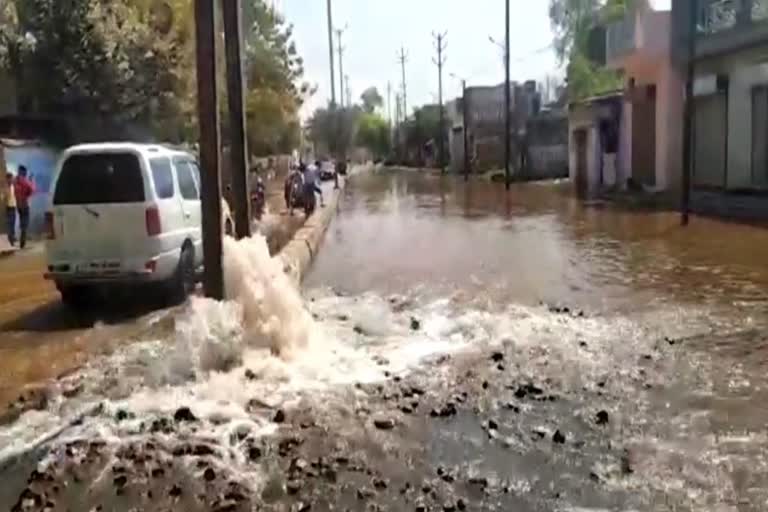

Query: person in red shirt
[[14, 165, 35, 249]]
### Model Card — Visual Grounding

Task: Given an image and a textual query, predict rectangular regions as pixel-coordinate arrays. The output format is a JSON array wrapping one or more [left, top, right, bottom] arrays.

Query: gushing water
[[1, 227, 767, 510]]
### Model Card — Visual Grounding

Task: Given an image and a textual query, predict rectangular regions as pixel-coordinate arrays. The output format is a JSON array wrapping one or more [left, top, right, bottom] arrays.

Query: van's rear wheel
[[169, 244, 196, 303], [58, 284, 91, 309]]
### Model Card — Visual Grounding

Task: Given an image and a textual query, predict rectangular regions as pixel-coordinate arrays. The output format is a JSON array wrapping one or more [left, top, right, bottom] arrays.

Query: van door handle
[[183, 211, 191, 219]]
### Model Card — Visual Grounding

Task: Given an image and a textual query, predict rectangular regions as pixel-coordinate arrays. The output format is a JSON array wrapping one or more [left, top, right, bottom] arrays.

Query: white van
[[45, 143, 233, 306]]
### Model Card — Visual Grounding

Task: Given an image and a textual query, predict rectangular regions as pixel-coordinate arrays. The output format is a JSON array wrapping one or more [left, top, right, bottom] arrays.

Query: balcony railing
[[698, 0, 768, 35], [606, 16, 636, 61]]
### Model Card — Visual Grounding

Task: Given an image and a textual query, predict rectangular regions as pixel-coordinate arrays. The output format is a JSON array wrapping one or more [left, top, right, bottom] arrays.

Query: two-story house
[[603, 0, 684, 193], [673, 0, 768, 208]]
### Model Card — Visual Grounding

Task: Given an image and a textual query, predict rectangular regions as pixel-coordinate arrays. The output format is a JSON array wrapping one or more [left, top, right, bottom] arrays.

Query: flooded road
[[2, 169, 768, 511], [306, 170, 768, 510]]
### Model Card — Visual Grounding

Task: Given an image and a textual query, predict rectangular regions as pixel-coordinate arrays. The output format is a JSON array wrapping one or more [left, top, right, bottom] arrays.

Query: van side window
[[150, 157, 175, 199], [176, 160, 200, 200], [190, 162, 202, 190]]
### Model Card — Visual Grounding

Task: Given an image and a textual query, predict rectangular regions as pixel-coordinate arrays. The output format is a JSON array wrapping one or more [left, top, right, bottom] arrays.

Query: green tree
[[356, 113, 390, 158], [0, 0, 189, 140], [0, 0, 309, 151], [308, 106, 360, 158], [548, 0, 626, 100], [360, 87, 383, 114]]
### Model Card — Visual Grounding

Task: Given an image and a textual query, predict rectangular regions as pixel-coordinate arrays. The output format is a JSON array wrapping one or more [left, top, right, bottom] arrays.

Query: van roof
[[63, 142, 192, 159]]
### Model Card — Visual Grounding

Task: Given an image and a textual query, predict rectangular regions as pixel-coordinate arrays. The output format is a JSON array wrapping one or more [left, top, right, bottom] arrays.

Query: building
[[526, 107, 569, 180], [568, 92, 624, 196], [445, 98, 466, 174], [604, 0, 683, 192], [671, 0, 768, 217], [457, 80, 542, 173]]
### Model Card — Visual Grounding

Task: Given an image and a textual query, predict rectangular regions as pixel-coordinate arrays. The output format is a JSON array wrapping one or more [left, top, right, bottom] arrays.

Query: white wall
[[695, 46, 768, 190], [728, 62, 768, 188], [569, 110, 601, 194]]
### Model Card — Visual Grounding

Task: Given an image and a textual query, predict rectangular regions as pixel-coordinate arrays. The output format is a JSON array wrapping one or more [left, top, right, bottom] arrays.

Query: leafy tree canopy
[[548, 0, 627, 100], [0, 0, 310, 153], [360, 87, 383, 114]]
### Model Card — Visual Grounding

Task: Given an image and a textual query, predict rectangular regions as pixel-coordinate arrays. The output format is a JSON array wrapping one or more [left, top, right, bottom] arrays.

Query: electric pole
[[397, 47, 408, 120], [504, 0, 511, 190], [387, 81, 392, 126], [336, 26, 347, 107], [395, 92, 402, 160], [222, 0, 250, 239], [462, 79, 470, 181], [681, 0, 697, 226], [326, 0, 336, 107], [433, 31, 447, 173], [394, 93, 399, 125], [194, 0, 223, 299], [345, 74, 352, 107]]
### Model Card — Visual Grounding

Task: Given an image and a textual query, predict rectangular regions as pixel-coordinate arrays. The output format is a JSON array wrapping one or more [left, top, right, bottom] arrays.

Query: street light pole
[[681, 0, 697, 226], [504, 0, 511, 190]]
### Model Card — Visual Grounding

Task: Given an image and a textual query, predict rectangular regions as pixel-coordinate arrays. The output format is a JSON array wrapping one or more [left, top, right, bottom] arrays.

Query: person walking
[[14, 165, 35, 249], [311, 161, 325, 207], [2, 172, 16, 246]]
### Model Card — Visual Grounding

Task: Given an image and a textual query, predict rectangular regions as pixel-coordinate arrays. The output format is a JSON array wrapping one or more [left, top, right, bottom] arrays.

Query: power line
[[433, 30, 447, 173]]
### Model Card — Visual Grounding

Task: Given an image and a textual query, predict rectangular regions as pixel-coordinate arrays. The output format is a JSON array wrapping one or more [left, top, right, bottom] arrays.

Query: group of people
[[284, 160, 326, 216], [2, 165, 35, 249]]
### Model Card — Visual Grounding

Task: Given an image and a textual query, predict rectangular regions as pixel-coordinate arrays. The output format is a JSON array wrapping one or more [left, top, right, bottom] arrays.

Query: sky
[[279, 0, 563, 120]]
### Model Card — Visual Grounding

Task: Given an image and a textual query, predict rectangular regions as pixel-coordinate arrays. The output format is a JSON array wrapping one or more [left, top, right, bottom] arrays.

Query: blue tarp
[[3, 142, 61, 235]]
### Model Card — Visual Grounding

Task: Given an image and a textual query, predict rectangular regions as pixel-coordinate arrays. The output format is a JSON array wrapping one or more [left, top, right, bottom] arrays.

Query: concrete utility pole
[[681, 0, 698, 226], [450, 71, 471, 180], [395, 92, 402, 159], [335, 26, 347, 107], [345, 74, 352, 107], [433, 31, 447, 173], [504, 0, 511, 190], [462, 79, 470, 181], [387, 81, 392, 126], [194, 0, 223, 299], [397, 47, 408, 120], [395, 93, 402, 125], [326, 0, 336, 107], [222, 0, 250, 239]]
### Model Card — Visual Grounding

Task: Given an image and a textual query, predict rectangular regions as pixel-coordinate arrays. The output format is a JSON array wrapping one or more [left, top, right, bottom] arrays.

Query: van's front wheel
[[168, 244, 196, 304]]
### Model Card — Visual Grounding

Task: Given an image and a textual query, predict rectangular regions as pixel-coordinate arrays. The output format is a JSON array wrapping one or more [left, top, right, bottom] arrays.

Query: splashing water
[[224, 234, 314, 357], [0, 233, 758, 510]]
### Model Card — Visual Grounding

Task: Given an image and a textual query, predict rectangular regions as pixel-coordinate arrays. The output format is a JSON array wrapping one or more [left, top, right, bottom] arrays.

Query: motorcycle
[[251, 186, 265, 220], [303, 184, 316, 217], [284, 171, 304, 212]]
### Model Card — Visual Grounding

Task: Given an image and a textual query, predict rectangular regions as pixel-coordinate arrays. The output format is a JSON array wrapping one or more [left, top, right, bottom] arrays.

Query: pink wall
[[615, 1, 683, 192]]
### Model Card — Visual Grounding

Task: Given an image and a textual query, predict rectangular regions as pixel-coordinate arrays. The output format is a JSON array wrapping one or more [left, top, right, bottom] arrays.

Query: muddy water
[[2, 170, 768, 511], [304, 170, 768, 509]]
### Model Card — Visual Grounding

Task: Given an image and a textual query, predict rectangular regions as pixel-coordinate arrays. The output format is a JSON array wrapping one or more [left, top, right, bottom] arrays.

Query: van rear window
[[54, 153, 145, 205]]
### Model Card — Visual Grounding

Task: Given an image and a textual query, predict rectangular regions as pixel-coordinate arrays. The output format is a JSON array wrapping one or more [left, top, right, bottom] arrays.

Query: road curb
[[278, 165, 368, 283]]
